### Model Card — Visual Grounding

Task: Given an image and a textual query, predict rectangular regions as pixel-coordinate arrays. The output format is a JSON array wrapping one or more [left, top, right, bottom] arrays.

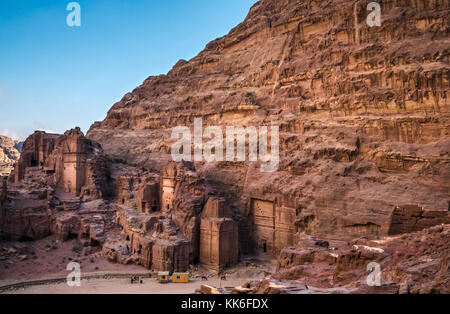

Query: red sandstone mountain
[[0, 135, 22, 176], [1, 0, 449, 293], [88, 0, 449, 247]]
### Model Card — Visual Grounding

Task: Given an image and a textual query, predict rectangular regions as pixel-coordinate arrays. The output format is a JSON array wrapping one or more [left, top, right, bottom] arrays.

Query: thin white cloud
[[0, 129, 27, 141], [32, 121, 57, 134]]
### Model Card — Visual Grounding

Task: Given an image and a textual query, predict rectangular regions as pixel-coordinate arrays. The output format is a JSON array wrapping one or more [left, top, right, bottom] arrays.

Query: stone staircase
[[59, 196, 81, 211]]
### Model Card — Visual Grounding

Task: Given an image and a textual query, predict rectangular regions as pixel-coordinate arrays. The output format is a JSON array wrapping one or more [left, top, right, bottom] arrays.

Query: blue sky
[[0, 0, 257, 140]]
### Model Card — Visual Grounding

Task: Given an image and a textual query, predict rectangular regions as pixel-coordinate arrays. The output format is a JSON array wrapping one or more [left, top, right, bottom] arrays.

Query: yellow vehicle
[[172, 272, 189, 283]]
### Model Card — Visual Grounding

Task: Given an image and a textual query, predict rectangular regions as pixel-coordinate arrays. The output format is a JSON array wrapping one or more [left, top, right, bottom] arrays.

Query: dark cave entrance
[[67, 233, 78, 240], [262, 241, 267, 253], [90, 239, 100, 247], [19, 235, 34, 242]]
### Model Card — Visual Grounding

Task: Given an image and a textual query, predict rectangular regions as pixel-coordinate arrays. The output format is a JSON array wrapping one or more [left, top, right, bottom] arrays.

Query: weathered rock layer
[[87, 0, 450, 252], [0, 135, 22, 176]]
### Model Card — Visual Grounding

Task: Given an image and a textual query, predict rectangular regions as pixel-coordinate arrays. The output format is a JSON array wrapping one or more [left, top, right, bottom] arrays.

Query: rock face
[[10, 131, 59, 183], [87, 0, 450, 253], [106, 162, 239, 272], [166, 162, 210, 264], [388, 205, 450, 235], [240, 225, 450, 294], [1, 0, 449, 290], [11, 128, 110, 200], [1, 128, 111, 242], [199, 197, 239, 271], [0, 135, 22, 176], [107, 204, 190, 273], [0, 177, 6, 205]]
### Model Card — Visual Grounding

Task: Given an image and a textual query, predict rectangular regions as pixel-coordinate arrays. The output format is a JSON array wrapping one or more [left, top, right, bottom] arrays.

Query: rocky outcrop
[[199, 197, 239, 271], [107, 204, 190, 273], [87, 0, 450, 252], [10, 131, 59, 183], [237, 225, 450, 294], [0, 177, 6, 205], [1, 0, 449, 290], [388, 205, 449, 235], [0, 128, 111, 243], [0, 135, 22, 176], [0, 184, 52, 241], [11, 128, 110, 199], [164, 162, 209, 263]]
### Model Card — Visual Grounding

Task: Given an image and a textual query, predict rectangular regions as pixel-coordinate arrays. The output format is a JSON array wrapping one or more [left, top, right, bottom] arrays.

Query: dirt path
[[3, 276, 256, 294], [1, 236, 275, 294], [0, 236, 145, 284]]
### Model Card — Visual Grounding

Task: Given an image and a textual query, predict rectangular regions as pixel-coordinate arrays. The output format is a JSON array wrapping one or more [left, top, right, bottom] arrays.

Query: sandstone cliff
[[87, 0, 449, 252], [237, 225, 450, 294], [0, 0, 449, 290], [0, 135, 22, 176]]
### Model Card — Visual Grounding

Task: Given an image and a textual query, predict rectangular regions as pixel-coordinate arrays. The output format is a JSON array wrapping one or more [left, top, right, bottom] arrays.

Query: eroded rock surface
[[0, 0, 449, 291], [0, 135, 22, 176], [1, 128, 111, 243], [236, 225, 450, 294], [87, 0, 449, 251]]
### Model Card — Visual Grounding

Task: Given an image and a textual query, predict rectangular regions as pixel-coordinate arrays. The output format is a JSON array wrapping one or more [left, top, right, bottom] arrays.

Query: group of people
[[130, 276, 143, 284]]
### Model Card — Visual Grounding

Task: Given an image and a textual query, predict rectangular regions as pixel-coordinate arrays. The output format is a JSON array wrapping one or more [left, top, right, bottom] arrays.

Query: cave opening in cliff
[[262, 241, 267, 253], [67, 233, 78, 240], [30, 159, 38, 167], [90, 239, 100, 247]]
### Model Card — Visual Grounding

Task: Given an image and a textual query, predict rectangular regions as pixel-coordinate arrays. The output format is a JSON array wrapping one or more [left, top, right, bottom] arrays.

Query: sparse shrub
[[111, 158, 126, 164], [72, 245, 81, 254]]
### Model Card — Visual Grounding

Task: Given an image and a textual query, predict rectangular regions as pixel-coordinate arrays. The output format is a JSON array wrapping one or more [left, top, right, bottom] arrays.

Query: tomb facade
[[252, 198, 297, 254], [199, 197, 238, 271]]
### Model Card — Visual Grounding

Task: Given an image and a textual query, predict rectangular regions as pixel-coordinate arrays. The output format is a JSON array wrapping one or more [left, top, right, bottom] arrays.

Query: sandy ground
[[0, 235, 275, 294], [4, 276, 255, 294], [0, 236, 144, 285]]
